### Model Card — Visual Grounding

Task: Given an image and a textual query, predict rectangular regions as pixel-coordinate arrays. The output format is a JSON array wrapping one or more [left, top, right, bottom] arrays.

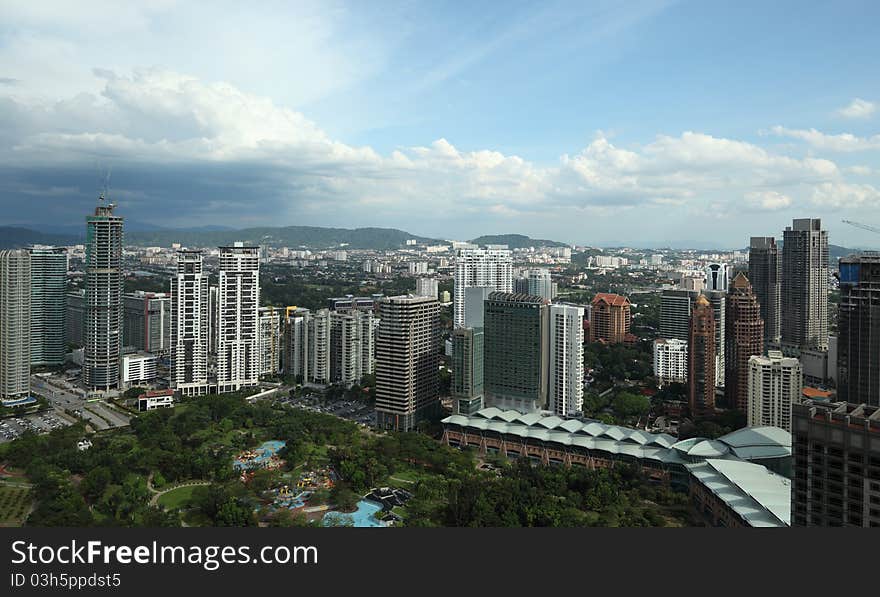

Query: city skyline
[[1, 2, 879, 247]]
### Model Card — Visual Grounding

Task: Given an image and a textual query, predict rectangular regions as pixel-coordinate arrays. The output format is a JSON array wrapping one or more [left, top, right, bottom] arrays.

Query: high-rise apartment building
[[653, 338, 688, 387], [0, 250, 31, 399], [749, 236, 781, 344], [310, 308, 331, 384], [415, 277, 439, 299], [548, 303, 584, 416], [451, 326, 484, 415], [28, 246, 67, 366], [483, 292, 549, 412], [782, 218, 829, 351], [375, 295, 440, 431], [258, 307, 282, 377], [527, 268, 553, 301], [453, 246, 513, 327], [725, 273, 764, 411], [123, 291, 171, 354], [746, 351, 802, 431], [688, 295, 716, 415], [170, 250, 210, 396], [837, 253, 880, 406], [216, 244, 260, 392], [660, 289, 698, 341], [330, 309, 376, 387], [282, 307, 310, 381], [83, 199, 124, 391], [589, 293, 630, 344], [791, 401, 880, 527]]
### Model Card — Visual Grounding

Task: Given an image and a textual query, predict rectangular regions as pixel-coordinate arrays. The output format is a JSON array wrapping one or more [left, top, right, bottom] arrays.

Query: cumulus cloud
[[744, 190, 793, 210], [766, 125, 880, 152], [810, 182, 880, 208], [0, 68, 871, 233], [837, 98, 877, 119]]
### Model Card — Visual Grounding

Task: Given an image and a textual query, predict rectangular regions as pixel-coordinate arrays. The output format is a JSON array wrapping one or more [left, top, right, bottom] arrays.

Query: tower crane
[[842, 219, 880, 235]]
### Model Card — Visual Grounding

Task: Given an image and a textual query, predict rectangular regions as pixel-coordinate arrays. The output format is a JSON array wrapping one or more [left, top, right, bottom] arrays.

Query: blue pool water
[[322, 500, 387, 528], [234, 440, 286, 470]]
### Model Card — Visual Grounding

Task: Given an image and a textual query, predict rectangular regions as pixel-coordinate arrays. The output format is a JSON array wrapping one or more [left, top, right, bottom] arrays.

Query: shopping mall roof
[[685, 459, 791, 527]]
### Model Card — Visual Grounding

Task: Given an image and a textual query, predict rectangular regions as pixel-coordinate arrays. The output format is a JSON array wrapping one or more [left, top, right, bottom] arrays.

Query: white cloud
[[837, 98, 877, 119], [744, 190, 793, 210], [811, 182, 880, 207], [767, 125, 880, 152], [0, 68, 872, 229]]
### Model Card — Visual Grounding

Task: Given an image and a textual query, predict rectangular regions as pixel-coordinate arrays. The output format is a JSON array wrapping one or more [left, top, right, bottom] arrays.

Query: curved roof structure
[[686, 459, 790, 527]]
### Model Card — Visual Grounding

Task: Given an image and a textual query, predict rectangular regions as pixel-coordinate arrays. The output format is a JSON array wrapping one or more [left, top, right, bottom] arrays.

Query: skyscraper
[[310, 308, 331, 384], [483, 292, 549, 412], [123, 291, 171, 354], [415, 277, 439, 299], [282, 306, 310, 381], [527, 268, 553, 301], [83, 198, 124, 391], [746, 351, 802, 431], [548, 303, 584, 416], [375, 295, 440, 431], [451, 326, 484, 415], [0, 250, 31, 399], [453, 246, 512, 327], [170, 250, 210, 396], [837, 253, 880, 406], [704, 290, 726, 388], [28, 246, 67, 366], [725, 272, 764, 411], [749, 236, 780, 344], [329, 309, 376, 387], [463, 286, 491, 328], [589, 293, 631, 344], [258, 306, 282, 377], [660, 289, 698, 341], [781, 218, 829, 351], [688, 295, 716, 415], [704, 262, 729, 292], [792, 401, 880, 527], [216, 244, 260, 392]]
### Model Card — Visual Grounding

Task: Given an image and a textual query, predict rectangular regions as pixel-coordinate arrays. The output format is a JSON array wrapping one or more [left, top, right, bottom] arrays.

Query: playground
[[233, 440, 286, 471]]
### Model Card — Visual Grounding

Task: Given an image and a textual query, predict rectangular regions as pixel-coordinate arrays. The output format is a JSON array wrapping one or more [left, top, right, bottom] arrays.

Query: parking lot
[[0, 412, 73, 443], [283, 393, 375, 426]]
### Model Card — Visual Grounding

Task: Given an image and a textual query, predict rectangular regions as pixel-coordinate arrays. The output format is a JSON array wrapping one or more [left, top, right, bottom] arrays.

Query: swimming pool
[[322, 500, 387, 528], [234, 440, 286, 470]]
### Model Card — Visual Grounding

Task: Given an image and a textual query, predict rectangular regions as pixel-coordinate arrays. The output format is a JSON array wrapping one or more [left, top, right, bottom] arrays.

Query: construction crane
[[842, 219, 880, 235]]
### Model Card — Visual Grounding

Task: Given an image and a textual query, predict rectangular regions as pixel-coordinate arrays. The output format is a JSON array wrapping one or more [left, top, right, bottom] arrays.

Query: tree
[[612, 392, 651, 419], [330, 482, 359, 512]]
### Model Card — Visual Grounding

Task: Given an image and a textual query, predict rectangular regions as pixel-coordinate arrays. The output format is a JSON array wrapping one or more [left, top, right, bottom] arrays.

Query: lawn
[[0, 483, 32, 526], [157, 485, 200, 510]]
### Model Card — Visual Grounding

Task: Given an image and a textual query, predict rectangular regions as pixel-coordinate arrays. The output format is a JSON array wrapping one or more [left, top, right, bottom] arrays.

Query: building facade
[[415, 277, 439, 299], [837, 253, 880, 406], [0, 250, 31, 399], [83, 199, 124, 391], [170, 250, 210, 396], [791, 401, 880, 527], [483, 292, 549, 413], [451, 326, 484, 415], [527, 268, 553, 301], [660, 289, 698, 341], [258, 307, 282, 377], [453, 247, 513, 327], [704, 262, 729, 292], [653, 338, 688, 387], [781, 218, 829, 351], [375, 295, 440, 431], [725, 272, 764, 411], [704, 289, 726, 388], [123, 291, 171, 354], [548, 303, 584, 416], [216, 244, 260, 392], [688, 295, 716, 415], [589, 293, 631, 344], [66, 290, 85, 347], [28, 246, 67, 366], [747, 351, 802, 431], [749, 236, 781, 344]]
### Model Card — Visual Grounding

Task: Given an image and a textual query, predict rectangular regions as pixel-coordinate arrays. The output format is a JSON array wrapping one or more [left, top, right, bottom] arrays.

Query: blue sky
[[1, 0, 879, 247]]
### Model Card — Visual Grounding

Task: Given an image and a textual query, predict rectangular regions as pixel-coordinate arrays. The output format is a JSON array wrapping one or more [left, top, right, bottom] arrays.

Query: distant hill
[[0, 227, 79, 249], [469, 234, 569, 249], [125, 226, 442, 250]]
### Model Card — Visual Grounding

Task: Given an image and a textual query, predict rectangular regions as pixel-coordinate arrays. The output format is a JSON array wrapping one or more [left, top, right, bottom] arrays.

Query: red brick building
[[589, 293, 631, 344]]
